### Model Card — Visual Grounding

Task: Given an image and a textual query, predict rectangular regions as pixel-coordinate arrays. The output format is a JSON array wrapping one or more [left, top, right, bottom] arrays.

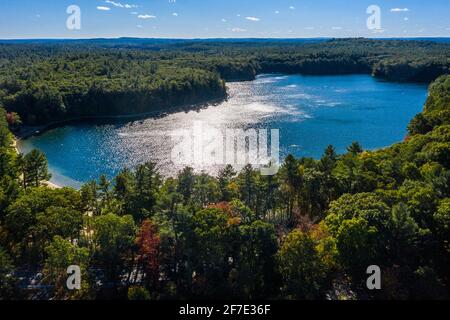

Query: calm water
[[18, 74, 428, 188]]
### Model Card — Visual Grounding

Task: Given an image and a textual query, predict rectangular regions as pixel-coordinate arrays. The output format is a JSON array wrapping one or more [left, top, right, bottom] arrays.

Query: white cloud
[[332, 26, 343, 30], [304, 27, 314, 30], [97, 6, 111, 11], [275, 11, 280, 14], [105, 1, 137, 9], [289, 6, 295, 10], [221, 18, 227, 22], [404, 17, 409, 21], [246, 16, 260, 22], [130, 12, 138, 15], [172, 12, 178, 16], [105, 1, 121, 7], [138, 14, 156, 19], [136, 25, 143, 28], [391, 8, 409, 12], [231, 27, 247, 32]]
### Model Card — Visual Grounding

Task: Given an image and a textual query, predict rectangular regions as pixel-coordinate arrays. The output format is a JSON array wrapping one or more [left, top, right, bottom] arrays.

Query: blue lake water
[[18, 74, 428, 188]]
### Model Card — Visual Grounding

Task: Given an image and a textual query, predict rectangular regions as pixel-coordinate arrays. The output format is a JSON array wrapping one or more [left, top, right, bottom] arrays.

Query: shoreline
[[11, 71, 429, 141], [13, 96, 226, 189], [13, 138, 62, 189], [14, 97, 226, 140], [12, 73, 427, 190]]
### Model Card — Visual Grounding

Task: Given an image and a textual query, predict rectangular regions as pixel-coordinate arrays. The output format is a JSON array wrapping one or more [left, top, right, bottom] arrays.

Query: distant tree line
[[0, 38, 449, 126]]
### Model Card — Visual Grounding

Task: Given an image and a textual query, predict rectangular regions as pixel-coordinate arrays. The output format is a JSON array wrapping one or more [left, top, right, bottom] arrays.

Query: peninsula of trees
[[0, 38, 449, 126]]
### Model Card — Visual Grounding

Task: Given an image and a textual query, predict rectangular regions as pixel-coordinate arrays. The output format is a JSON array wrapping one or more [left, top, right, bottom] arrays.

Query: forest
[[0, 39, 449, 300], [0, 38, 449, 125]]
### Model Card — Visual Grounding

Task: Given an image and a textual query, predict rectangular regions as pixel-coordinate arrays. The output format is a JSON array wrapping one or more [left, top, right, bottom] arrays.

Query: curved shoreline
[[12, 70, 433, 141], [14, 96, 226, 189], [16, 73, 430, 191], [13, 138, 62, 189], [14, 96, 226, 140]]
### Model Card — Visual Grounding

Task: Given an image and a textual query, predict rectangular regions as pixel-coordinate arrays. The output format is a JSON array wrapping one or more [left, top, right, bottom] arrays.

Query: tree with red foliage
[[6, 112, 22, 129], [136, 219, 161, 289]]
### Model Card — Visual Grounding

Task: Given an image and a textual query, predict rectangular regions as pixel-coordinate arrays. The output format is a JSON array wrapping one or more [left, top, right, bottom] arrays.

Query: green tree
[[128, 286, 152, 300], [218, 165, 237, 201], [237, 165, 257, 211], [319, 145, 338, 173], [80, 180, 100, 215], [132, 162, 161, 221], [43, 236, 90, 299], [22, 149, 51, 188], [36, 206, 84, 242], [177, 167, 195, 205], [347, 141, 363, 155], [325, 193, 391, 281], [279, 155, 301, 220], [5, 187, 82, 263], [113, 168, 135, 214], [234, 221, 278, 299], [389, 203, 419, 263], [192, 172, 220, 207], [98, 175, 111, 207], [92, 213, 136, 284], [191, 208, 234, 297], [278, 230, 328, 299], [0, 247, 18, 299]]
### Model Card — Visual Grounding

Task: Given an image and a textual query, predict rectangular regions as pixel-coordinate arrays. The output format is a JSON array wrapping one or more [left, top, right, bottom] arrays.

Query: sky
[[0, 0, 449, 39]]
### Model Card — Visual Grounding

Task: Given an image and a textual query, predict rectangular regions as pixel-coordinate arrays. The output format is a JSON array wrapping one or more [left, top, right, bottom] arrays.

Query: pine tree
[[23, 149, 51, 188]]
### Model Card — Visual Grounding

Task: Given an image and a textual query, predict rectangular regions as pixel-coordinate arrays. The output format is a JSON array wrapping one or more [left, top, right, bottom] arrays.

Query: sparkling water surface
[[18, 74, 428, 188]]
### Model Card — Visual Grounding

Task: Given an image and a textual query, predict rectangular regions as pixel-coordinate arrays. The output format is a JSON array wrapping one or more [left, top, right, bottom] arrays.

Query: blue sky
[[0, 0, 449, 39]]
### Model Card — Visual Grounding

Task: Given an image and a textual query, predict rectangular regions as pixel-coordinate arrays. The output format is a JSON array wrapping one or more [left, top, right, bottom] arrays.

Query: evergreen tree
[[22, 149, 51, 188]]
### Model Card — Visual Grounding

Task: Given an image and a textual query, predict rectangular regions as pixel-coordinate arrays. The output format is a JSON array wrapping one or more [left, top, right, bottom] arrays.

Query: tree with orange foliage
[[136, 219, 161, 289]]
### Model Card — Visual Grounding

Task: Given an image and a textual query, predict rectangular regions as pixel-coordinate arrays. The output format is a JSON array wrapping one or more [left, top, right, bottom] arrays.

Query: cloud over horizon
[[138, 14, 156, 19], [391, 8, 409, 12], [105, 1, 138, 9]]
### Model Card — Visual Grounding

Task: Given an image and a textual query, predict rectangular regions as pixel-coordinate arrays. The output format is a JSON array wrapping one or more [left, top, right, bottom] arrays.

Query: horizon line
[[1, 36, 450, 41]]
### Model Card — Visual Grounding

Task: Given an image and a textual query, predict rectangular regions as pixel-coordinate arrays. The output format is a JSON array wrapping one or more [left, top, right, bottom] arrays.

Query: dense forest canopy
[[0, 38, 449, 125], [0, 39, 449, 300]]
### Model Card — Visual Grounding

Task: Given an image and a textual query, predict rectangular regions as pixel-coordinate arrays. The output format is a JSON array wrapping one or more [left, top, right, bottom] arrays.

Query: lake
[[17, 74, 428, 188]]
